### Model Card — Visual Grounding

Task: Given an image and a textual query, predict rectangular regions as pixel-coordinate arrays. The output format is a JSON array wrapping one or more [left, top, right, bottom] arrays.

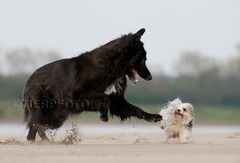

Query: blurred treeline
[[128, 51, 240, 105], [0, 47, 240, 106]]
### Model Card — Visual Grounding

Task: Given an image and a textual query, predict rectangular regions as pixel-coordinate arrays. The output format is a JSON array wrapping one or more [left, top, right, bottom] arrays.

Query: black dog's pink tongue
[[130, 69, 139, 84], [132, 69, 137, 77]]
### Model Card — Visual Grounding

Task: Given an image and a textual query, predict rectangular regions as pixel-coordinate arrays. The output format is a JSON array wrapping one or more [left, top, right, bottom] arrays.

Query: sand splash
[[61, 122, 81, 144]]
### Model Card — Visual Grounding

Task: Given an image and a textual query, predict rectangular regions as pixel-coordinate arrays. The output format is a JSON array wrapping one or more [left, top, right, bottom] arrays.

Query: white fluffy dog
[[159, 98, 194, 143]]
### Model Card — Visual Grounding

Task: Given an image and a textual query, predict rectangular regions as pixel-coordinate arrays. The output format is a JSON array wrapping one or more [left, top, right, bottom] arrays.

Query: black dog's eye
[[183, 108, 187, 112]]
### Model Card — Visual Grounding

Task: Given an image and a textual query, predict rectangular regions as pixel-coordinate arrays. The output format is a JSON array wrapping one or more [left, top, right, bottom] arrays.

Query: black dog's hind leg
[[27, 123, 39, 141], [38, 125, 50, 141], [26, 102, 40, 141], [28, 124, 49, 141], [26, 94, 49, 141]]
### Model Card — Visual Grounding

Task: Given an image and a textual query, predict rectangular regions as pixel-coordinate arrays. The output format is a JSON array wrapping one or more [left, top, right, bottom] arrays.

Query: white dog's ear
[[185, 103, 194, 112]]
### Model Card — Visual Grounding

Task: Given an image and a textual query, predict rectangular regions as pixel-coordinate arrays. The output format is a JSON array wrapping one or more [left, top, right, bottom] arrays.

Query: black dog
[[23, 28, 162, 141]]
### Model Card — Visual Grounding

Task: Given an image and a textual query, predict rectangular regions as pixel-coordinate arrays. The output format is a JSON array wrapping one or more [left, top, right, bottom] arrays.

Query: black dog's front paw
[[142, 113, 162, 122], [153, 114, 162, 122], [100, 114, 109, 122]]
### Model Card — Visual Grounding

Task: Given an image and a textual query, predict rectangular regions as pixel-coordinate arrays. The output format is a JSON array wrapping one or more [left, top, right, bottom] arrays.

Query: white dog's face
[[172, 103, 194, 127]]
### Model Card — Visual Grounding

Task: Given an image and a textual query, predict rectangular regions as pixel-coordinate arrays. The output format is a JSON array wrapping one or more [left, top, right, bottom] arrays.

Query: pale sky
[[0, 0, 240, 74]]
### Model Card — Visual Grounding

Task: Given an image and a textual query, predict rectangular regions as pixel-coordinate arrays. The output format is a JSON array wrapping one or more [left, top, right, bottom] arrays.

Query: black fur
[[22, 28, 162, 141]]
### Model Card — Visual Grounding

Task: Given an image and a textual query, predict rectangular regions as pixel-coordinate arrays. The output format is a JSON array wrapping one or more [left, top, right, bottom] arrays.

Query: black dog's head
[[126, 28, 152, 84]]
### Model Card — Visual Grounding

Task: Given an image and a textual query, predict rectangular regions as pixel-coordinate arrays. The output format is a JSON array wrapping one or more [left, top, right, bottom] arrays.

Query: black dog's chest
[[104, 78, 125, 95]]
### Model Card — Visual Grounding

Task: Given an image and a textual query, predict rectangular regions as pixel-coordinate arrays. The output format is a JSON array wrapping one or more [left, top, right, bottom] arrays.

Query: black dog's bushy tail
[[23, 106, 29, 122], [22, 89, 30, 122], [23, 101, 30, 122]]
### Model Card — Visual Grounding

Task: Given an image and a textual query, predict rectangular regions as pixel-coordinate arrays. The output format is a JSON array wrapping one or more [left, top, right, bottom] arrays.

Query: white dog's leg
[[165, 136, 171, 143], [179, 128, 189, 144], [179, 137, 187, 144], [160, 122, 165, 129]]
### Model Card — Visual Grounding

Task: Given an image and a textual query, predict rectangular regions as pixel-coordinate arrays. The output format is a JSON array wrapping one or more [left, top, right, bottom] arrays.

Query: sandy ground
[[0, 130, 240, 163]]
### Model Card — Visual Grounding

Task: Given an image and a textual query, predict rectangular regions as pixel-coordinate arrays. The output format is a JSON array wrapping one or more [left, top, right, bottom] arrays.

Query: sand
[[0, 131, 240, 163]]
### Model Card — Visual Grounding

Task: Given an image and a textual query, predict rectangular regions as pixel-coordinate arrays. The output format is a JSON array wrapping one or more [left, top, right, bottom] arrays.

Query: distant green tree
[[174, 51, 218, 76]]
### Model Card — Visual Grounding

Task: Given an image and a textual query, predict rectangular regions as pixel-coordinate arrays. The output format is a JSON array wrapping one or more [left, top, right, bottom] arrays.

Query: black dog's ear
[[133, 28, 145, 40]]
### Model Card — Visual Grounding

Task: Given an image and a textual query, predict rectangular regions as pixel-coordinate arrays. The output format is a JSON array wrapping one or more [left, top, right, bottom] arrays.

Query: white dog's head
[[160, 98, 194, 129]]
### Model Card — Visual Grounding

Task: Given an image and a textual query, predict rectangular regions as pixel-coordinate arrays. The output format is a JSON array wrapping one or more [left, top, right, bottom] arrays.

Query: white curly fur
[[159, 98, 194, 143]]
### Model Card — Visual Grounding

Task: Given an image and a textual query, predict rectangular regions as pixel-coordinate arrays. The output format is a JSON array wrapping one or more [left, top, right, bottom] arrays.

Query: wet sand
[[0, 123, 240, 163]]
